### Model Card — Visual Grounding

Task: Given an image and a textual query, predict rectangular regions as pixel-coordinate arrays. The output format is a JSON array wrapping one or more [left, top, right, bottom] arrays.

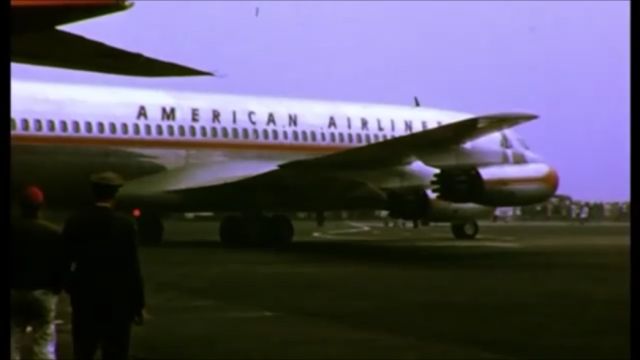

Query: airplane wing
[[119, 112, 536, 211], [11, 0, 213, 77], [280, 112, 537, 170], [119, 158, 386, 212]]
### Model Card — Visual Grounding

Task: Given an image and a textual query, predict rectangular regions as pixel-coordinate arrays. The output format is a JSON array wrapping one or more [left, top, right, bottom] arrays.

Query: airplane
[[10, 79, 559, 246], [11, 0, 212, 77]]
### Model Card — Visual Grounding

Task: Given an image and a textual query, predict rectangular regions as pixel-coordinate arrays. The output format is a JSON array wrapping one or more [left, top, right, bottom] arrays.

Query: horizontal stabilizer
[[12, 29, 213, 77]]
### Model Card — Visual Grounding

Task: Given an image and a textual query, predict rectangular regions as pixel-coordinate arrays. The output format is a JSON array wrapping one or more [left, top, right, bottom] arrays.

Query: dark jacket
[[62, 205, 145, 319], [11, 217, 64, 293]]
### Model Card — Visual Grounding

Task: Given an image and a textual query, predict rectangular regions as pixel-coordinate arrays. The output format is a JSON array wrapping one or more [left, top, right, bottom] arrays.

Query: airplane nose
[[544, 166, 559, 194]]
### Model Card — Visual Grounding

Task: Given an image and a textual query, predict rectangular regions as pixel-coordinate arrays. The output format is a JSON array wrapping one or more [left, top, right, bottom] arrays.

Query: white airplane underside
[[10, 80, 559, 245]]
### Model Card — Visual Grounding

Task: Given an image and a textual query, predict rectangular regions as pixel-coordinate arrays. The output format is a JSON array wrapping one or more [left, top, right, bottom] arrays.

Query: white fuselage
[[10, 79, 544, 218]]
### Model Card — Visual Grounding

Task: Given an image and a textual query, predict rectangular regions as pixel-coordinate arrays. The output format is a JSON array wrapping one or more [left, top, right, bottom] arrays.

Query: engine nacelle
[[385, 187, 430, 220], [431, 163, 559, 206]]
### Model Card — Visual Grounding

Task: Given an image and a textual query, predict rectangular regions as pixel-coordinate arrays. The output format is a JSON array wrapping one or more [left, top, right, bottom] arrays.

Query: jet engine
[[385, 187, 430, 220], [431, 163, 559, 206]]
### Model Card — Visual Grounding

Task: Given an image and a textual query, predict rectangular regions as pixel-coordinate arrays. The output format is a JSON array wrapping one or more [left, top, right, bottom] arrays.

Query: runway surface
[[50, 221, 628, 359]]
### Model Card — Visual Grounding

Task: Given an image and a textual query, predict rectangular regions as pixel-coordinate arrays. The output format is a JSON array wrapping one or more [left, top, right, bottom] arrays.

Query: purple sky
[[12, 1, 629, 202]]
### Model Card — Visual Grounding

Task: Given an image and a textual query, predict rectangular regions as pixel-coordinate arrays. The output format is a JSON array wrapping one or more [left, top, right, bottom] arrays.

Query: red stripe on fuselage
[[10, 134, 353, 153]]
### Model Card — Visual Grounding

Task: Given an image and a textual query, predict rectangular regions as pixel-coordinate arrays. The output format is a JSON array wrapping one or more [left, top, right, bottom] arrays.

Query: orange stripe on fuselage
[[484, 168, 559, 189], [12, 0, 120, 6], [10, 134, 352, 153]]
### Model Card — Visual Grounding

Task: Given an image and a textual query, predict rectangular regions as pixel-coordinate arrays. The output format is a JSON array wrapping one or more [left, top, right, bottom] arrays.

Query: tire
[[269, 214, 294, 246], [451, 220, 479, 240]]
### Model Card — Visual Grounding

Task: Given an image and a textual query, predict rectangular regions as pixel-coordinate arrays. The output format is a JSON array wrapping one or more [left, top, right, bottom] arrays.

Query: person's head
[[90, 171, 124, 204], [19, 185, 44, 219]]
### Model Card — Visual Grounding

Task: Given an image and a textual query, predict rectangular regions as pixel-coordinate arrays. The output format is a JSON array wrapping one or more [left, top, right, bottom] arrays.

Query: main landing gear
[[219, 214, 294, 247], [450, 220, 479, 240]]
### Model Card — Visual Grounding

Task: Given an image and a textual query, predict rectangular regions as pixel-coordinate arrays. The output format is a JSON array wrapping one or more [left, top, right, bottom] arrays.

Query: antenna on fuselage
[[413, 96, 420, 107]]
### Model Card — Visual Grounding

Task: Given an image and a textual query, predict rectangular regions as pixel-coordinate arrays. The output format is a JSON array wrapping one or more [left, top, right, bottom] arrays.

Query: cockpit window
[[517, 137, 530, 150], [500, 132, 513, 149]]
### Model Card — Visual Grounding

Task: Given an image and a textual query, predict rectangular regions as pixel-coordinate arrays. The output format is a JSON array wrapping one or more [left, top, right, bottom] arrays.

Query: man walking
[[62, 172, 145, 360], [11, 186, 64, 360]]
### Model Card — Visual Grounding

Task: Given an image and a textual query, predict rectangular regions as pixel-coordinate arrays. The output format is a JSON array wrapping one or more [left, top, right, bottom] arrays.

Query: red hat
[[21, 186, 44, 207]]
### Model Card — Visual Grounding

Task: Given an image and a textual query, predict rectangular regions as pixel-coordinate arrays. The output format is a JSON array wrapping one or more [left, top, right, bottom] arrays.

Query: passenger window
[[11, 118, 16, 132], [262, 129, 269, 140], [167, 125, 175, 137], [145, 124, 152, 136], [365, 134, 371, 144], [72, 121, 80, 134], [242, 128, 249, 140], [97, 122, 105, 134], [60, 120, 68, 134], [222, 127, 229, 139], [252, 129, 259, 140], [121, 123, 129, 136], [156, 124, 163, 136], [47, 120, 55, 132], [190, 125, 196, 138], [21, 119, 30, 132], [84, 121, 93, 134], [348, 133, 353, 143], [272, 129, 279, 141], [178, 125, 186, 137], [292, 131, 299, 142], [232, 128, 239, 139], [321, 132, 326, 142], [338, 133, 344, 143], [109, 123, 117, 135], [283, 130, 289, 141], [330, 133, 336, 143], [356, 134, 362, 143], [211, 127, 218, 138], [133, 123, 140, 136], [310, 131, 316, 142], [301, 131, 308, 142], [201, 126, 207, 138], [35, 119, 43, 132]]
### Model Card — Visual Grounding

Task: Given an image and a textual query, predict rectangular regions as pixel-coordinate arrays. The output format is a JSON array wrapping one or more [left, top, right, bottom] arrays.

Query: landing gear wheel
[[451, 220, 479, 240], [137, 212, 164, 245], [269, 214, 294, 247]]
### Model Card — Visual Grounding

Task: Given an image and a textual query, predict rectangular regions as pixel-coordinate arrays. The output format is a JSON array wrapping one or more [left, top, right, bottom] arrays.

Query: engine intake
[[432, 163, 559, 206]]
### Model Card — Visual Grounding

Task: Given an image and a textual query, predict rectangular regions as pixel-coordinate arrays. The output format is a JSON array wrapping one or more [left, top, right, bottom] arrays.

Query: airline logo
[[136, 105, 431, 133]]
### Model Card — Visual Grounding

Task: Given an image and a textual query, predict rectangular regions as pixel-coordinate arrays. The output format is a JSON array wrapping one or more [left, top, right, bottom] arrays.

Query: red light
[[132, 208, 141, 218]]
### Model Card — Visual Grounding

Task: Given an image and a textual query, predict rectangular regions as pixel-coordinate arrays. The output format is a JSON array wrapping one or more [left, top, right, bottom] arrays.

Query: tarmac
[[46, 220, 629, 359]]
